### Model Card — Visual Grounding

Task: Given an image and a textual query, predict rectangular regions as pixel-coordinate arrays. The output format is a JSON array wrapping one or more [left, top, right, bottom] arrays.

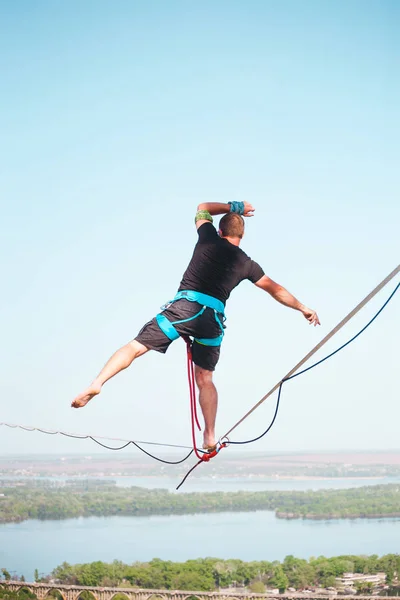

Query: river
[[3, 474, 400, 492], [1, 477, 400, 581]]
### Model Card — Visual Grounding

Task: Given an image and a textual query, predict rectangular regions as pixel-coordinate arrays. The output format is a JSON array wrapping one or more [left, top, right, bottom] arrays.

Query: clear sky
[[0, 0, 399, 457]]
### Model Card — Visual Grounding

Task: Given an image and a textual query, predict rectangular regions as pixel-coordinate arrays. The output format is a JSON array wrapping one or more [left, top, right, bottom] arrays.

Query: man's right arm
[[255, 275, 320, 326], [195, 202, 255, 230]]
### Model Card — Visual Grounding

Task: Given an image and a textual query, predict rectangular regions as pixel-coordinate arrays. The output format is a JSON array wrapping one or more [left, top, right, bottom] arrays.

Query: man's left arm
[[255, 275, 321, 326]]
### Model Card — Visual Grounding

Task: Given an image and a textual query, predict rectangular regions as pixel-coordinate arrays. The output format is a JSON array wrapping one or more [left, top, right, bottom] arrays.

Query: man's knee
[[128, 340, 149, 359], [195, 366, 214, 389]]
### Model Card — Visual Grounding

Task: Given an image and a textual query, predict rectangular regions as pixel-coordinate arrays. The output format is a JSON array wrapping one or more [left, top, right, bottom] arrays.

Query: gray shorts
[[135, 299, 224, 371]]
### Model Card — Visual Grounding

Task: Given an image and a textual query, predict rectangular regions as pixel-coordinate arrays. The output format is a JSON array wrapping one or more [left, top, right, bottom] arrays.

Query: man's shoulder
[[235, 245, 253, 260], [234, 246, 264, 278]]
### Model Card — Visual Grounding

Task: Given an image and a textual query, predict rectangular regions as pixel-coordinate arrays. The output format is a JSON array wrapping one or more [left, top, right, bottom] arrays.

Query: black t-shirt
[[178, 223, 265, 304]]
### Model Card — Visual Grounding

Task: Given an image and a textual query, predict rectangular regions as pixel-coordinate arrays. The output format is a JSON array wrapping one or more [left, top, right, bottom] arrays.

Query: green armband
[[195, 210, 213, 224]]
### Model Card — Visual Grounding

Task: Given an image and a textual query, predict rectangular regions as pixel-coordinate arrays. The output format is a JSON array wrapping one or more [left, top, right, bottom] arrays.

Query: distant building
[[336, 572, 386, 589]]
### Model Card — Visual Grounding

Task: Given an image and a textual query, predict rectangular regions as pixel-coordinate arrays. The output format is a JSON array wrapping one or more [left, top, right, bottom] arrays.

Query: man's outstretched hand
[[243, 202, 255, 217], [301, 306, 321, 326]]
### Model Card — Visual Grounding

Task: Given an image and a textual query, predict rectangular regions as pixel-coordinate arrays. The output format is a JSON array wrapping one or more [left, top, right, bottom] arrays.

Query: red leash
[[185, 338, 203, 460], [176, 338, 228, 490]]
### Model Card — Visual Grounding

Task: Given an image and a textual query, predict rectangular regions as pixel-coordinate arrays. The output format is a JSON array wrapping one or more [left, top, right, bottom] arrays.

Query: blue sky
[[0, 0, 399, 458]]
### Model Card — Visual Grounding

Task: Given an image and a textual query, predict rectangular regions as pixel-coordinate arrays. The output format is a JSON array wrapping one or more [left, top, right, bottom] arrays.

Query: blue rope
[[228, 281, 399, 446]]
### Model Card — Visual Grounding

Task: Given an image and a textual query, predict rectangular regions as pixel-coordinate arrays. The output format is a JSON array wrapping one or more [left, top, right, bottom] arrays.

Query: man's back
[[179, 222, 264, 304]]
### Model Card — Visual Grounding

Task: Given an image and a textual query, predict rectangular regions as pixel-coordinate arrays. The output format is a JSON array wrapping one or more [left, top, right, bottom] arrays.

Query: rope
[[0, 422, 195, 464], [186, 339, 204, 460], [0, 422, 194, 449], [223, 265, 399, 441], [230, 281, 398, 445], [186, 339, 201, 433], [176, 458, 203, 490], [176, 442, 227, 490], [229, 280, 399, 445]]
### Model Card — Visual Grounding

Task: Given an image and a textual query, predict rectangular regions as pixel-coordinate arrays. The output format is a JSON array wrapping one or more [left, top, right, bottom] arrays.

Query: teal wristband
[[228, 201, 245, 215]]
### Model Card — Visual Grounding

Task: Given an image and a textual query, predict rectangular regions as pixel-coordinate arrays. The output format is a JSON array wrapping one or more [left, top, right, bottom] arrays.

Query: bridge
[[1, 581, 397, 600]]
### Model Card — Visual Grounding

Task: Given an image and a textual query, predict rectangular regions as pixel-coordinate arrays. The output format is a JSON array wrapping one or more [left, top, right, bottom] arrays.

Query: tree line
[[1, 555, 399, 593], [0, 482, 399, 523]]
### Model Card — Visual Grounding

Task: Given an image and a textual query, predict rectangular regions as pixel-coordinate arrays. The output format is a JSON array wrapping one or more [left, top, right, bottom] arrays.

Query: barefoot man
[[72, 202, 320, 449]]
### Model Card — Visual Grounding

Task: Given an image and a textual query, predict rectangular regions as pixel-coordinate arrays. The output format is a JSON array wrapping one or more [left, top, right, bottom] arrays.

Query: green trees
[[269, 565, 289, 593], [0, 553, 398, 594], [51, 563, 76, 586], [0, 481, 399, 523], [309, 555, 355, 587], [40, 554, 399, 592], [2, 553, 398, 593], [0, 589, 37, 600], [379, 554, 400, 585], [282, 555, 314, 589], [47, 590, 64, 600], [248, 581, 265, 593], [354, 581, 374, 594]]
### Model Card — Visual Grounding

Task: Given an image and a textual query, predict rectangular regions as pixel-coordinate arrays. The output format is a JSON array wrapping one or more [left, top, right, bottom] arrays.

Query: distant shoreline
[[0, 473, 389, 481], [264, 475, 385, 481]]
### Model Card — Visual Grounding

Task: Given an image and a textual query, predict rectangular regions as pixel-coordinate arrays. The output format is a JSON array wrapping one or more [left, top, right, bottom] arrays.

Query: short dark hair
[[219, 213, 245, 239]]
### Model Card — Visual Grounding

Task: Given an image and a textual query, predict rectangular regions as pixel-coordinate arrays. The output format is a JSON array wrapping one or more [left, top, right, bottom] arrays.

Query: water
[[3, 474, 400, 492], [1, 512, 400, 582], [113, 475, 400, 492], [2, 477, 400, 582]]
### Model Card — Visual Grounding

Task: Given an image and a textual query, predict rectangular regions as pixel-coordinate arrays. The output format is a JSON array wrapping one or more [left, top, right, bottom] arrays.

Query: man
[[72, 201, 320, 449]]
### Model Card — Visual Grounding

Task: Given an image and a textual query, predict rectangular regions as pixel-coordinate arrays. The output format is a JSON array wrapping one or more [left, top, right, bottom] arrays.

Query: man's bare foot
[[71, 383, 102, 408], [203, 433, 216, 451]]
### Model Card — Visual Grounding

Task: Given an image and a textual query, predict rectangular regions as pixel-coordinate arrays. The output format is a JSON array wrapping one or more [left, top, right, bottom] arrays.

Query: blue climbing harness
[[156, 290, 225, 346]]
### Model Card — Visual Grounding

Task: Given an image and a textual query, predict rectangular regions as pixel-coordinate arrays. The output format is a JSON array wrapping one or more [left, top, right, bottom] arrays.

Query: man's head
[[219, 213, 245, 241]]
